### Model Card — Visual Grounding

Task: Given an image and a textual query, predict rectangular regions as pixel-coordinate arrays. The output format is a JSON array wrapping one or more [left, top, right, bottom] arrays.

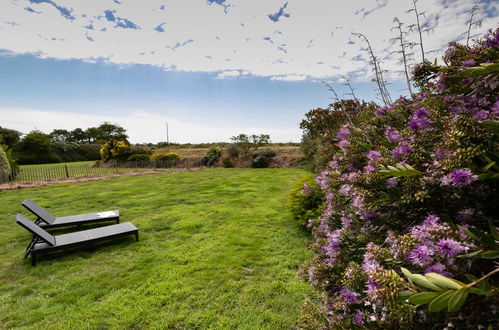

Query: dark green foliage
[[13, 130, 60, 164], [201, 146, 222, 166], [300, 100, 377, 171], [0, 146, 11, 181], [0, 126, 21, 148], [222, 157, 234, 168], [49, 129, 71, 142], [127, 153, 150, 161], [288, 174, 324, 228], [250, 149, 277, 168], [50, 142, 101, 162]]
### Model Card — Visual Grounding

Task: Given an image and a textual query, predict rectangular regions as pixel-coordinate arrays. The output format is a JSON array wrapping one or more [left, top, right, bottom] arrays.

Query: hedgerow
[[299, 29, 498, 329]]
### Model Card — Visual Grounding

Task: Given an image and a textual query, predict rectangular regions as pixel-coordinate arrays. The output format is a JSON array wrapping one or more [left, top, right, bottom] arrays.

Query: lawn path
[[0, 168, 312, 329]]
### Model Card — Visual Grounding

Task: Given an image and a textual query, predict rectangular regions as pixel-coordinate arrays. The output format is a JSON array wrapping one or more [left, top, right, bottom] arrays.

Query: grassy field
[[0, 168, 312, 328]]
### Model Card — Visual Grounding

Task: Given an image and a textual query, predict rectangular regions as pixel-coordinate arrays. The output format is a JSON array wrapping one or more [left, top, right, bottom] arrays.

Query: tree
[[13, 130, 58, 164], [230, 134, 270, 157], [97, 122, 129, 143], [0, 126, 22, 149], [49, 129, 71, 142], [69, 128, 87, 143]]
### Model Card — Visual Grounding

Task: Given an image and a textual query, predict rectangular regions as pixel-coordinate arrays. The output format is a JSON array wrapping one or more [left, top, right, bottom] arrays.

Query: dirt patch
[[0, 168, 204, 191]]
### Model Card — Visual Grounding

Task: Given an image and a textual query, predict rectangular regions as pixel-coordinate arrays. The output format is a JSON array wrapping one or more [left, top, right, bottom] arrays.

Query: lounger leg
[[116, 218, 120, 224], [31, 254, 37, 267], [135, 232, 139, 241], [24, 237, 37, 258]]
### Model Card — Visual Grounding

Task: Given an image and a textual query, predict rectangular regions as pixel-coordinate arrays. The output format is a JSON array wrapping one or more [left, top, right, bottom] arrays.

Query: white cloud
[[0, 0, 497, 82], [0, 107, 301, 143]]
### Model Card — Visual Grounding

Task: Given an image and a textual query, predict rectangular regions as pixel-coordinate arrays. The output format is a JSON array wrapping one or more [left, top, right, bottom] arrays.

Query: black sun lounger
[[16, 214, 138, 266], [22, 199, 119, 228]]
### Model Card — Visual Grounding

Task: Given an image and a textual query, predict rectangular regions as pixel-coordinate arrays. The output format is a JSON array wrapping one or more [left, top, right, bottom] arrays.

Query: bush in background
[[251, 149, 277, 168], [127, 153, 150, 161], [222, 157, 234, 168], [230, 134, 270, 157], [100, 140, 152, 162], [150, 152, 180, 162], [0, 146, 12, 182], [225, 144, 240, 158], [201, 146, 223, 166], [288, 174, 324, 228]]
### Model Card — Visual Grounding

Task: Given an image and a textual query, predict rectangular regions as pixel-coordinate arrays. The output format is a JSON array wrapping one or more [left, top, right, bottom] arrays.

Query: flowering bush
[[300, 30, 499, 328], [288, 173, 324, 228], [150, 152, 180, 162], [100, 140, 152, 162]]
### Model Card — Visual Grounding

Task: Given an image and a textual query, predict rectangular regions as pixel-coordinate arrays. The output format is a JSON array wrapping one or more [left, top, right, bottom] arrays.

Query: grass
[[0, 168, 312, 328]]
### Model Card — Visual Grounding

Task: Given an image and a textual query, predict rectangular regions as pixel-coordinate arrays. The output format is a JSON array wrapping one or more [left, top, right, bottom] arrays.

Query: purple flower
[[339, 139, 350, 152], [386, 178, 398, 188], [364, 165, 375, 173], [323, 229, 342, 265], [341, 216, 352, 230], [366, 150, 381, 161], [436, 239, 466, 257], [336, 124, 351, 139], [424, 263, 447, 276], [407, 242, 435, 267], [340, 286, 360, 304], [302, 183, 311, 194], [375, 104, 395, 116], [315, 170, 330, 190], [441, 169, 478, 186], [392, 143, 413, 159], [461, 59, 476, 67], [474, 110, 489, 121], [354, 311, 364, 326], [485, 29, 499, 47], [385, 127, 401, 143], [457, 208, 475, 222], [409, 107, 433, 131], [340, 184, 353, 196]]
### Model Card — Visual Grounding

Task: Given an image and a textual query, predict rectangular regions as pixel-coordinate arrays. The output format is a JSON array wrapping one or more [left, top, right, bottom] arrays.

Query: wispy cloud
[[0, 0, 496, 82]]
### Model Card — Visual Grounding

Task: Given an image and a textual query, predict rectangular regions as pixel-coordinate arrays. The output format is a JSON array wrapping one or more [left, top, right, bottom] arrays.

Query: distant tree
[[49, 129, 71, 142], [69, 128, 88, 143], [0, 126, 22, 149], [230, 134, 270, 157], [14, 130, 58, 164], [85, 127, 101, 143], [97, 122, 129, 143]]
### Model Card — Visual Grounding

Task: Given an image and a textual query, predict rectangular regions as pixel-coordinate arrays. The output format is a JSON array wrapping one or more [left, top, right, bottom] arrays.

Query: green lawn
[[0, 168, 312, 329]]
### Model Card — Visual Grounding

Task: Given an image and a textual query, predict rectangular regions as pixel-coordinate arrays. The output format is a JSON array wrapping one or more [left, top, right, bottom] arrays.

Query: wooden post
[[65, 165, 70, 178]]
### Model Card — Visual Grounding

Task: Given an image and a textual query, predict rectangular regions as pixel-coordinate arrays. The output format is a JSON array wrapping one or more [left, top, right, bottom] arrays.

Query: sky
[[0, 0, 497, 143]]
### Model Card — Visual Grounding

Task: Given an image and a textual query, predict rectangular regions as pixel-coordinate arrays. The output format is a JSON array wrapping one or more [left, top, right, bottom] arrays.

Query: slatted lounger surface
[[16, 214, 138, 266], [22, 199, 119, 228]]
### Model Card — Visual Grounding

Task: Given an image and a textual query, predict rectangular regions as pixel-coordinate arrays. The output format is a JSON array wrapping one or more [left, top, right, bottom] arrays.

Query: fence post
[[187, 159, 190, 170], [65, 165, 70, 178]]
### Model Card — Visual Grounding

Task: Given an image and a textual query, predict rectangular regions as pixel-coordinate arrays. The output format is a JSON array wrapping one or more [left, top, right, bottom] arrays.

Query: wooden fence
[[0, 159, 195, 184]]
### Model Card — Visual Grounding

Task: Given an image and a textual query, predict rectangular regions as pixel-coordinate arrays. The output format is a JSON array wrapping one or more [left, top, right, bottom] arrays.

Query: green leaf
[[479, 250, 499, 259], [401, 267, 413, 284], [478, 121, 499, 132], [411, 274, 443, 292], [429, 291, 454, 312], [452, 63, 499, 78], [458, 225, 481, 241], [380, 163, 422, 177], [425, 273, 464, 290], [448, 287, 470, 312], [458, 249, 484, 258], [469, 287, 488, 296], [408, 292, 440, 305], [398, 290, 414, 301], [483, 161, 497, 171], [489, 221, 499, 240]]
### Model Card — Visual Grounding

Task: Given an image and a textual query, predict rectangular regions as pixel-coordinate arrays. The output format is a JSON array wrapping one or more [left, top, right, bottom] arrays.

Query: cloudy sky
[[0, 0, 497, 143]]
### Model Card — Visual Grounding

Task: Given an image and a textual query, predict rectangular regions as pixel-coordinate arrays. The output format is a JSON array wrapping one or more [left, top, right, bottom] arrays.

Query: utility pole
[[165, 122, 169, 145]]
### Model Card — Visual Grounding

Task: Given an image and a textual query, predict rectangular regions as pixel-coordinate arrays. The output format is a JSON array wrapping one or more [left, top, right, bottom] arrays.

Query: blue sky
[[0, 0, 497, 143]]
